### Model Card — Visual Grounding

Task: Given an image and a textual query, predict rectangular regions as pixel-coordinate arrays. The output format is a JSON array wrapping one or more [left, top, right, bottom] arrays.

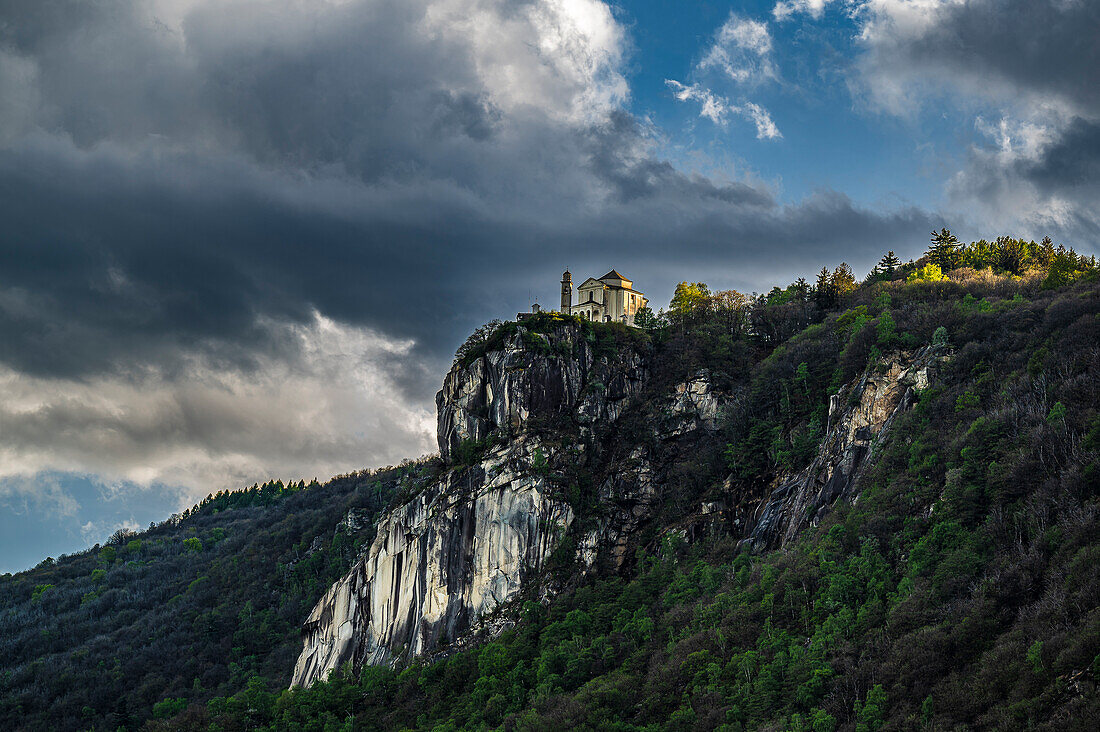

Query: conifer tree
[[877, 251, 902, 277], [1036, 236, 1055, 268], [814, 267, 834, 308], [995, 235, 1027, 275], [928, 228, 960, 271]]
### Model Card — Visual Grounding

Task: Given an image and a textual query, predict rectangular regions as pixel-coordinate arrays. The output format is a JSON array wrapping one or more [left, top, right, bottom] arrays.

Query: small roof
[[600, 269, 628, 281]]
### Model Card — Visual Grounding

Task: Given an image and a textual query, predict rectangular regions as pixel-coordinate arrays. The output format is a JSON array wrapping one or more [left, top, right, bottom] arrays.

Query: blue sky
[[1, 0, 1096, 573], [0, 474, 181, 574], [629, 2, 914, 200]]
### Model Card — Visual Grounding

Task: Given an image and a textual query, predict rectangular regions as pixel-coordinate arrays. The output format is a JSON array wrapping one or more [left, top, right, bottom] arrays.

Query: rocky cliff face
[[292, 322, 652, 686], [742, 345, 947, 550], [436, 324, 648, 462], [292, 438, 571, 684], [292, 319, 945, 687]]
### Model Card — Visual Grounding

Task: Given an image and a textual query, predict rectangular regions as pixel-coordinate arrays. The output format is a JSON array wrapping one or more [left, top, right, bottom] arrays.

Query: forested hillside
[[3, 232, 1099, 731], [0, 463, 438, 730]]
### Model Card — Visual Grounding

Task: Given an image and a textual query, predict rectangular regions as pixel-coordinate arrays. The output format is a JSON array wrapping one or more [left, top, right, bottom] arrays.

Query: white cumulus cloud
[[851, 0, 1100, 242], [699, 14, 776, 84], [666, 80, 782, 139], [773, 0, 838, 21]]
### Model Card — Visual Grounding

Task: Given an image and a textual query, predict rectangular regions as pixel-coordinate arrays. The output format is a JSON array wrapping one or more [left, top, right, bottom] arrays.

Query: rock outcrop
[[742, 345, 946, 550], [292, 322, 652, 686], [661, 373, 722, 438], [292, 438, 571, 684], [437, 324, 647, 462]]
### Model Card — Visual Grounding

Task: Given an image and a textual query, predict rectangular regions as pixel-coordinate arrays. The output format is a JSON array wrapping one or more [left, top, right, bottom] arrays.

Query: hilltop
[[2, 232, 1099, 731]]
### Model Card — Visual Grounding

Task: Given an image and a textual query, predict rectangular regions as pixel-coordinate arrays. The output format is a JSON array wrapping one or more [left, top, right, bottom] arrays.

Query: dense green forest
[[0, 464, 440, 730], [3, 231, 1099, 731]]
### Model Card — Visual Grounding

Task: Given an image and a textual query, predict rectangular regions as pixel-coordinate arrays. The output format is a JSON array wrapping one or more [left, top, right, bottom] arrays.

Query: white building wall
[[564, 274, 646, 325]]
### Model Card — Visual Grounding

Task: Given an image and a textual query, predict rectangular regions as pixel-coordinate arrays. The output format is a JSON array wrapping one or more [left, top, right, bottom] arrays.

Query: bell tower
[[560, 270, 572, 314]]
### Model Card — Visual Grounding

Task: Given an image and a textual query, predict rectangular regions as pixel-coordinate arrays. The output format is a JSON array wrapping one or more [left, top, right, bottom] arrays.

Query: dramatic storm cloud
[[1, 0, 1093, 566], [855, 0, 1100, 239]]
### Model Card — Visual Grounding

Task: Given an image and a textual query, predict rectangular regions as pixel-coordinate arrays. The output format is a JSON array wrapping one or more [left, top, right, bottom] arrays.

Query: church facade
[[560, 270, 648, 325]]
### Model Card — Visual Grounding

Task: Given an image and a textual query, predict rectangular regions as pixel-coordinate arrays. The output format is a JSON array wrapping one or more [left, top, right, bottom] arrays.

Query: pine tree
[[1036, 236, 1055, 268], [877, 251, 902, 277], [814, 266, 834, 308], [928, 228, 960, 271], [995, 235, 1027, 275]]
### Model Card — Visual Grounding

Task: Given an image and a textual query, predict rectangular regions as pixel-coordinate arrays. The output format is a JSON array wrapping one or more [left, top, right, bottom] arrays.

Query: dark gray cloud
[[856, 0, 1100, 245], [1018, 117, 1100, 191], [947, 116, 1100, 242], [858, 0, 1100, 118], [0, 0, 939, 495]]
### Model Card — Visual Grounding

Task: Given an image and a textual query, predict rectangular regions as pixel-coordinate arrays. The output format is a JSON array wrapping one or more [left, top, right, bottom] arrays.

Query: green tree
[[714, 289, 748, 334], [183, 537, 203, 553], [1042, 250, 1089, 289], [795, 362, 811, 399], [669, 282, 711, 318], [152, 697, 187, 719], [454, 319, 503, 366], [832, 263, 857, 302], [876, 311, 896, 346], [855, 684, 887, 732], [994, 236, 1028, 275], [1035, 235, 1055, 268], [1027, 640, 1044, 673], [877, 251, 901, 277], [927, 228, 960, 270], [920, 696, 934, 726], [632, 305, 660, 330], [907, 263, 944, 283], [814, 267, 835, 308], [1046, 402, 1066, 427]]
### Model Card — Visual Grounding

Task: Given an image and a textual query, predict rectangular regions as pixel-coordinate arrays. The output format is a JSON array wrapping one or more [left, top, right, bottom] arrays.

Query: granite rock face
[[292, 323, 652, 686], [436, 325, 647, 462], [292, 438, 571, 684], [742, 345, 947, 550], [661, 372, 722, 438]]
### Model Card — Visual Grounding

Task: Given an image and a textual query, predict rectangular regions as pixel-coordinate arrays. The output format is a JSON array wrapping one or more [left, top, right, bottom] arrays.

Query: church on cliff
[[560, 270, 648, 325]]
